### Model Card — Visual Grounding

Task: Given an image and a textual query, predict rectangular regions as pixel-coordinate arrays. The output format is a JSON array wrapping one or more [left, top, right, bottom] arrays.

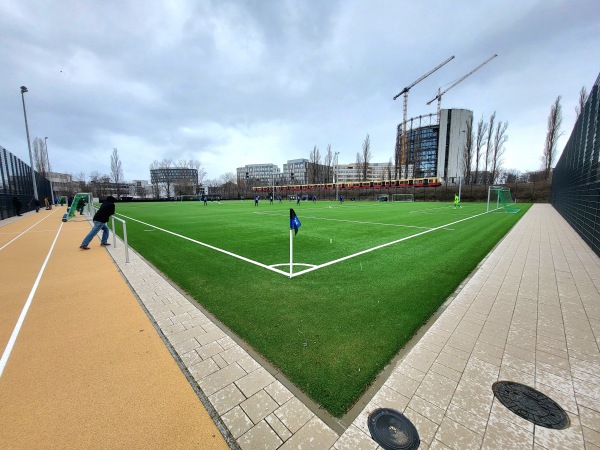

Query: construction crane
[[393, 55, 454, 177], [427, 54, 498, 119]]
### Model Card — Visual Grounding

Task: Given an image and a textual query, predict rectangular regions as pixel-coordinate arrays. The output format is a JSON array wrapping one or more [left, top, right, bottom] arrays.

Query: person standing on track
[[13, 197, 22, 216], [79, 196, 116, 250]]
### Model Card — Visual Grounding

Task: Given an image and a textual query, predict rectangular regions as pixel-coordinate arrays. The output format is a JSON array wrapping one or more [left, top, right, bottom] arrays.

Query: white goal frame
[[392, 194, 414, 202]]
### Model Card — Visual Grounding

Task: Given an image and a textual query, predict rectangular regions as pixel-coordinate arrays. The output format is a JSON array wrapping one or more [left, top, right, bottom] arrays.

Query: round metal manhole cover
[[492, 381, 570, 429], [368, 408, 420, 450]]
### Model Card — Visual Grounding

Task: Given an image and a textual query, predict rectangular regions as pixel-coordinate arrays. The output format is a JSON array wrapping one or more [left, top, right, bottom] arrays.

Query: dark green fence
[[551, 73, 600, 257], [1, 145, 52, 220]]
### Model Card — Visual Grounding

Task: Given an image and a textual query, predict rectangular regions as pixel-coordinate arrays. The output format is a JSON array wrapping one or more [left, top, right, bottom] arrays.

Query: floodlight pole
[[21, 86, 38, 201]]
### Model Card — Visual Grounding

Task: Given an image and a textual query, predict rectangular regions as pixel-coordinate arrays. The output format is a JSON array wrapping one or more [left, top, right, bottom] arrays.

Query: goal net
[[392, 194, 414, 202], [487, 187, 520, 213], [67, 193, 93, 219], [180, 195, 200, 201], [378, 194, 389, 202]]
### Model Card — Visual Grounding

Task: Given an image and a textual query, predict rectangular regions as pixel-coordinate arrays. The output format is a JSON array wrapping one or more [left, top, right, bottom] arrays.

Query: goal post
[[180, 194, 201, 201], [487, 186, 520, 213], [392, 194, 414, 202], [67, 192, 93, 219]]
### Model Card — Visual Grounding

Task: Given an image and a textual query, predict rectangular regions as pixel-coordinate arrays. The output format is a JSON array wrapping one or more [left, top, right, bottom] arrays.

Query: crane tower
[[393, 55, 454, 178]]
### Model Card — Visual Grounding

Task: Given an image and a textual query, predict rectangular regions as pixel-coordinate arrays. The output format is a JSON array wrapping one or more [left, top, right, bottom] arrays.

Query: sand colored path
[[0, 208, 231, 449]]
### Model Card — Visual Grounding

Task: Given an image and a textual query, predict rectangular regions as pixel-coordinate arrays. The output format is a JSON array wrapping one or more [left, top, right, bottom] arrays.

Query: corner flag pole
[[289, 228, 293, 278]]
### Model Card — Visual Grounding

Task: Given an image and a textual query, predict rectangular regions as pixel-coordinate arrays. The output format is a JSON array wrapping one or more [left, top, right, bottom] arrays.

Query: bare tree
[[159, 158, 174, 197], [483, 112, 496, 185], [355, 152, 364, 182], [323, 145, 333, 183], [110, 148, 124, 199], [542, 96, 563, 180], [149, 160, 162, 199], [309, 145, 321, 183], [361, 134, 372, 181], [575, 86, 588, 119], [490, 121, 509, 184], [462, 117, 474, 183], [473, 117, 488, 185], [32, 137, 49, 178], [386, 158, 393, 181]]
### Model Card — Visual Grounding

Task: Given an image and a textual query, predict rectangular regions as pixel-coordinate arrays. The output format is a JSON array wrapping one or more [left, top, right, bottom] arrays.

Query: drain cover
[[492, 381, 570, 429], [368, 408, 420, 450]]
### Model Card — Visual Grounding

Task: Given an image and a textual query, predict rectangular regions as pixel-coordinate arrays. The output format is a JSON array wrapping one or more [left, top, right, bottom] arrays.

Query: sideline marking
[[117, 207, 500, 279], [0, 222, 64, 378], [116, 213, 290, 276], [0, 209, 59, 252], [289, 209, 493, 278], [254, 211, 436, 230]]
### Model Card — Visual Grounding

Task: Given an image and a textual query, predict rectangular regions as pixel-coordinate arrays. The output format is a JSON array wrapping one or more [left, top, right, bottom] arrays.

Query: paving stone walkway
[[106, 204, 600, 449]]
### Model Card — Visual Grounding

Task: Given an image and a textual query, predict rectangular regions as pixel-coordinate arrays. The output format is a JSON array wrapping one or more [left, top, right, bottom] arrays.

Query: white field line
[[409, 205, 456, 213], [0, 209, 60, 252], [254, 211, 435, 230], [0, 222, 64, 378], [116, 213, 290, 276], [289, 209, 495, 278], [118, 207, 498, 279]]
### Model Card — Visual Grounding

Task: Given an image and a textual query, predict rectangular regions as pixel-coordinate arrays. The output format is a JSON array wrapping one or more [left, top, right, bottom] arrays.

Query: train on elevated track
[[251, 177, 442, 193]]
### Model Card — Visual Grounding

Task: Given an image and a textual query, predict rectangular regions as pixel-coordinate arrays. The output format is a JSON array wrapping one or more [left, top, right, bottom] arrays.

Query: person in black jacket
[[79, 196, 116, 250], [13, 197, 22, 216]]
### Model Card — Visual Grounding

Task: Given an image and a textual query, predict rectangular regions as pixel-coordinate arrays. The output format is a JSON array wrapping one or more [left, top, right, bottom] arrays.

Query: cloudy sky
[[1, 0, 599, 183]]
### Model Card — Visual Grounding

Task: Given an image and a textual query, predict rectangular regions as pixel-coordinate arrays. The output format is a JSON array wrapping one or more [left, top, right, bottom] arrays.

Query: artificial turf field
[[112, 198, 530, 417]]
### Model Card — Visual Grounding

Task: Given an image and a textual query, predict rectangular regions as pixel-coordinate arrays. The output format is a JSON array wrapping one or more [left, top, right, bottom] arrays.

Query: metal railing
[[111, 215, 130, 263]]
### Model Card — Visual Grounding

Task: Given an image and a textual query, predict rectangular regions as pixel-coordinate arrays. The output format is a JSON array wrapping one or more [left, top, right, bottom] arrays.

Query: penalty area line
[[116, 213, 290, 277], [290, 209, 492, 278]]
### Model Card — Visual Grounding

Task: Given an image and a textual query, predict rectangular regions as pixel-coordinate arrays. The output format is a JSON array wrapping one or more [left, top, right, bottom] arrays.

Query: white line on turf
[[116, 213, 290, 276], [289, 209, 493, 278], [254, 212, 436, 230], [0, 222, 63, 378]]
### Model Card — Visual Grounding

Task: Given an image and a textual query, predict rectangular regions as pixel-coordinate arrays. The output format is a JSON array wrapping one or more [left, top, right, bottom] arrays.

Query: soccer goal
[[378, 194, 389, 202], [487, 186, 520, 213], [180, 195, 200, 201], [392, 194, 414, 202], [66, 192, 93, 220]]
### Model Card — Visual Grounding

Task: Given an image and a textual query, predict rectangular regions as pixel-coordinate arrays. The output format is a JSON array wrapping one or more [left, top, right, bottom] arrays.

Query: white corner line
[[116, 213, 290, 276], [0, 222, 64, 379]]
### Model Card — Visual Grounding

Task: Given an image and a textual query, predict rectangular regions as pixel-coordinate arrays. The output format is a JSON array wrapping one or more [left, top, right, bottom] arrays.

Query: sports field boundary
[[117, 206, 501, 279]]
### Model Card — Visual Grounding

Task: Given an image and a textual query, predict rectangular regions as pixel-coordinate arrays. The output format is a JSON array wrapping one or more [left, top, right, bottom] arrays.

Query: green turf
[[112, 199, 530, 417]]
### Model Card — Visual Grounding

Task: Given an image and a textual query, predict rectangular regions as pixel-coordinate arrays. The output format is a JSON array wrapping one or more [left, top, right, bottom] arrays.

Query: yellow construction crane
[[427, 54, 498, 119], [393, 55, 455, 177]]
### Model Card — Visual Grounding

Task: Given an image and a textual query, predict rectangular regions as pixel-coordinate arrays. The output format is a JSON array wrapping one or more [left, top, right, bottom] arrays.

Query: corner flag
[[290, 209, 301, 235]]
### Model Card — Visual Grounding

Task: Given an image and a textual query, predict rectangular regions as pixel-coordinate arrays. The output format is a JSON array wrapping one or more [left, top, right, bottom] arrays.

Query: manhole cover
[[368, 408, 420, 450], [492, 381, 570, 429]]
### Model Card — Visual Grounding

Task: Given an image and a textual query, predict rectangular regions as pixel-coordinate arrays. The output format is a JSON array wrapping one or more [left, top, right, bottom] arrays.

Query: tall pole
[[20, 86, 38, 201]]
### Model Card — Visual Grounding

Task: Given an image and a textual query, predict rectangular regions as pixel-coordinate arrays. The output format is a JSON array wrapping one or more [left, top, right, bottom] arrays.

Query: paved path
[[2, 204, 599, 449]]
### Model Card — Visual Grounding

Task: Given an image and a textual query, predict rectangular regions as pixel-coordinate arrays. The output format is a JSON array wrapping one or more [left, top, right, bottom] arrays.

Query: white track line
[[290, 209, 493, 278], [0, 222, 63, 378], [0, 209, 59, 252], [116, 213, 290, 276]]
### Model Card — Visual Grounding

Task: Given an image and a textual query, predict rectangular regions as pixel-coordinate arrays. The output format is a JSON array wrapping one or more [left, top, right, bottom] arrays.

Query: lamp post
[[20, 86, 38, 202]]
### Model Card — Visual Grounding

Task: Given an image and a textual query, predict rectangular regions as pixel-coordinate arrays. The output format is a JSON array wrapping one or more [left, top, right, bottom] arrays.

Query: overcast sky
[[1, 0, 599, 183]]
